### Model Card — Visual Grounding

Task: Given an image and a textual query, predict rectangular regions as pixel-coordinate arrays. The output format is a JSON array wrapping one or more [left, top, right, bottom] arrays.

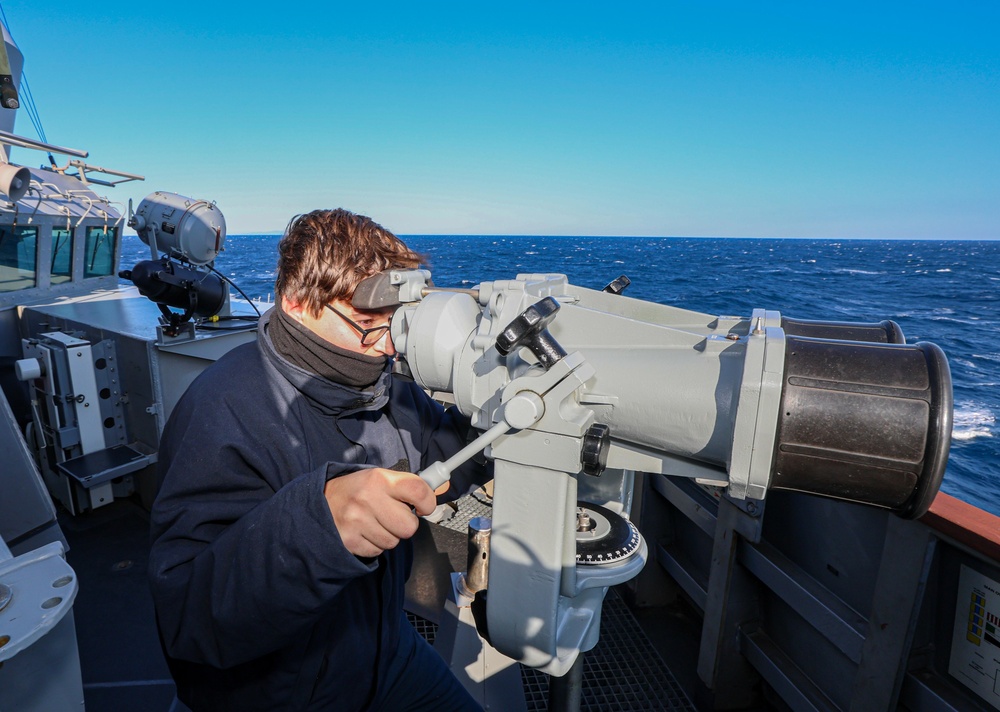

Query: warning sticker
[[949, 564, 1000, 709]]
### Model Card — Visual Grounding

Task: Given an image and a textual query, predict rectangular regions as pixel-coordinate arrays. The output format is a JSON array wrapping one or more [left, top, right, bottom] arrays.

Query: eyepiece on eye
[[353, 272, 401, 310], [352, 269, 435, 310]]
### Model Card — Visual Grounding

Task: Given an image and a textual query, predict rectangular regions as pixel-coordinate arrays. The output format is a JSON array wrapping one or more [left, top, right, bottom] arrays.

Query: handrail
[[66, 160, 144, 182], [0, 128, 87, 158], [921, 491, 1000, 561]]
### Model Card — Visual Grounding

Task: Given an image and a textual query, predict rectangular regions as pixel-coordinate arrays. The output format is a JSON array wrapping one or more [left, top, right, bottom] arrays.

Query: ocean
[[121, 235, 1000, 517]]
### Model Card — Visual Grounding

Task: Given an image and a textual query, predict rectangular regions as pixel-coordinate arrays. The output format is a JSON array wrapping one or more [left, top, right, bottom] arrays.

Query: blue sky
[[2, 1, 996, 238]]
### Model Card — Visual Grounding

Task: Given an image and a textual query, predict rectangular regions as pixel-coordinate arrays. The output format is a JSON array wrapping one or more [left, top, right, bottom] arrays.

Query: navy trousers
[[370, 616, 483, 712]]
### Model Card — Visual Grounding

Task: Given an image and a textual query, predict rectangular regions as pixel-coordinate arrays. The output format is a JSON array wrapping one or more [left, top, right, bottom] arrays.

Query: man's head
[[276, 209, 422, 317], [276, 209, 423, 356]]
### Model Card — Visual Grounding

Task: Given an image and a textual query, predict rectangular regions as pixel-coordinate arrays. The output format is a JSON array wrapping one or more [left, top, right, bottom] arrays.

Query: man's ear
[[281, 296, 307, 323]]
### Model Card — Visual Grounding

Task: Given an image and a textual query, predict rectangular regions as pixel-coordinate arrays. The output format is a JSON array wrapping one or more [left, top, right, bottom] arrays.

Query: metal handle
[[418, 391, 546, 489]]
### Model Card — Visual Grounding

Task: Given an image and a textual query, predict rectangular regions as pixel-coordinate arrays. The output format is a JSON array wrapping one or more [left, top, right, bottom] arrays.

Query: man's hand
[[324, 468, 437, 558]]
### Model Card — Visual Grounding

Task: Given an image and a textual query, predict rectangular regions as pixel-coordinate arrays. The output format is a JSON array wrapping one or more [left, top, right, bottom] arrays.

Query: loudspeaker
[[0, 163, 30, 202]]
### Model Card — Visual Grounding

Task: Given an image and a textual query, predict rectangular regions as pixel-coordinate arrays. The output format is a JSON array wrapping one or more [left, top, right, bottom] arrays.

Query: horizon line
[[122, 232, 1000, 241]]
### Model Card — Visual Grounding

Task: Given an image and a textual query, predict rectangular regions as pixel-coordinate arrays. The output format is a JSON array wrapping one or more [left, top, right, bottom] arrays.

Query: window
[[51, 227, 74, 284], [0, 225, 38, 292], [84, 225, 117, 278]]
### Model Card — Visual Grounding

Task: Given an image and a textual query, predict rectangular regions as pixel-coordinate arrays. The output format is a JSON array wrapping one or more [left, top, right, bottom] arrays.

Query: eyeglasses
[[325, 304, 392, 346]]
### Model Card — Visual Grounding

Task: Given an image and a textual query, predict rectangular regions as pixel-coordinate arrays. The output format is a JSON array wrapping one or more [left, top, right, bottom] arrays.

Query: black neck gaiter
[[268, 305, 388, 389]]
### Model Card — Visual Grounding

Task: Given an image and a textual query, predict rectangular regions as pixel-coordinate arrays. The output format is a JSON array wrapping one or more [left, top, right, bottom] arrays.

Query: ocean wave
[[952, 403, 995, 441], [954, 430, 993, 442], [832, 268, 882, 276], [929, 316, 983, 326]]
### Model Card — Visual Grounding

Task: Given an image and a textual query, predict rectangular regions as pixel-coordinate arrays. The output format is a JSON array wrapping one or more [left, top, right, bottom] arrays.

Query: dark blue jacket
[[148, 310, 482, 711]]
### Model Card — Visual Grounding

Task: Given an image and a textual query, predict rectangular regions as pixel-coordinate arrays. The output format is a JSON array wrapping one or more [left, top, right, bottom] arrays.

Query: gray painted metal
[[0, 540, 83, 711], [0, 24, 23, 138], [0, 378, 61, 552], [655, 544, 708, 610], [420, 487, 700, 710], [696, 496, 763, 709], [432, 572, 528, 712], [636, 464, 1000, 711], [740, 626, 837, 712], [850, 516, 936, 711], [738, 539, 867, 662]]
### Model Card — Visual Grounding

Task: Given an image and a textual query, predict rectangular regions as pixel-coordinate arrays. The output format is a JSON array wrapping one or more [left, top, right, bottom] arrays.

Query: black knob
[[581, 423, 611, 477], [494, 296, 567, 370], [603, 275, 631, 294]]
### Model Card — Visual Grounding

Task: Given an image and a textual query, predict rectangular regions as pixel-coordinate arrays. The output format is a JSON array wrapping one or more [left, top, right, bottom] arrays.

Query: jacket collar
[[257, 308, 391, 416]]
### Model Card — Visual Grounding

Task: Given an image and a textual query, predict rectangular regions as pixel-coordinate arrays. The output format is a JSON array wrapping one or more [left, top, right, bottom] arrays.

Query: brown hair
[[275, 209, 424, 317]]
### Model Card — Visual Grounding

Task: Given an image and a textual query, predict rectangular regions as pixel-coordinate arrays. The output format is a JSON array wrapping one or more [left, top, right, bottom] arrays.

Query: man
[[149, 209, 485, 711]]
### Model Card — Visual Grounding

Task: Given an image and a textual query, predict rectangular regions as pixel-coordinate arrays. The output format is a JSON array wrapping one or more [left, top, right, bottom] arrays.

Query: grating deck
[[408, 492, 696, 712]]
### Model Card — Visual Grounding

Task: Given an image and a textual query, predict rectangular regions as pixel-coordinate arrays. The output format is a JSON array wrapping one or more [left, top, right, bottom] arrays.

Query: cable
[[19, 75, 45, 142], [209, 315, 259, 322], [207, 262, 263, 318], [197, 314, 261, 331], [196, 322, 259, 331]]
